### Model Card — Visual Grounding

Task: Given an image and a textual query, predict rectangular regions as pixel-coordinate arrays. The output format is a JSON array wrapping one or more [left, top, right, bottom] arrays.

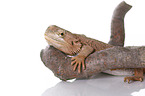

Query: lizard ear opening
[[71, 41, 74, 45]]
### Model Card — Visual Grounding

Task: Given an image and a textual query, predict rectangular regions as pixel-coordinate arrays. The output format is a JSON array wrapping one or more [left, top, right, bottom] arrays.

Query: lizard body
[[45, 25, 113, 73]]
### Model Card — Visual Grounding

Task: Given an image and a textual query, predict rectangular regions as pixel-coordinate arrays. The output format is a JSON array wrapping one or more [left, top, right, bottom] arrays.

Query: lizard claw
[[124, 76, 143, 83], [71, 56, 86, 73]]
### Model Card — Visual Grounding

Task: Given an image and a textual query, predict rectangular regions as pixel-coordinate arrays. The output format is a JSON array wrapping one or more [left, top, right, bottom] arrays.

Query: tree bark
[[104, 1, 133, 75], [108, 1, 132, 46]]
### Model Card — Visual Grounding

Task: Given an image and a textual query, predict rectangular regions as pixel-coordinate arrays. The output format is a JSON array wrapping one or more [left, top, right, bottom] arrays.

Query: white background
[[0, 0, 145, 96]]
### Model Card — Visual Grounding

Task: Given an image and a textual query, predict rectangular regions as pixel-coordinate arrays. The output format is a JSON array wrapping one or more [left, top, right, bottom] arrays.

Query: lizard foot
[[124, 76, 143, 83], [71, 56, 86, 73]]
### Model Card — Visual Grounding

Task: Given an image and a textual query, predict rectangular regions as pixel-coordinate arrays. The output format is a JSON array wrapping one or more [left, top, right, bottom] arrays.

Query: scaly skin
[[44, 25, 113, 73]]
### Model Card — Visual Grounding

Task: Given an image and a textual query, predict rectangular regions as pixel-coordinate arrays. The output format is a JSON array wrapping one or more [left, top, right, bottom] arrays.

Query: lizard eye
[[58, 29, 65, 37], [60, 33, 64, 36], [59, 32, 65, 37]]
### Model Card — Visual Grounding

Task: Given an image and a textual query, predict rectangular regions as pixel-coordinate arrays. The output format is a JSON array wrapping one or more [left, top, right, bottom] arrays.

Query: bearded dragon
[[44, 25, 113, 73]]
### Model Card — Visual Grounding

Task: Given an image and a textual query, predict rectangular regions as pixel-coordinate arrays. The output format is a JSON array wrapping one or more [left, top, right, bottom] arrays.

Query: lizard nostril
[[44, 33, 47, 36]]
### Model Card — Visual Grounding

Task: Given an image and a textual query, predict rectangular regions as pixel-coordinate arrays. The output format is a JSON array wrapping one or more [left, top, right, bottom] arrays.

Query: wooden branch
[[108, 1, 132, 46], [41, 46, 145, 80], [105, 1, 132, 75]]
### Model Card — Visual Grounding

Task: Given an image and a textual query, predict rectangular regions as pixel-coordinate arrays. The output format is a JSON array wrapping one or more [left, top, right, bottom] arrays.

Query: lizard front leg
[[71, 45, 94, 73]]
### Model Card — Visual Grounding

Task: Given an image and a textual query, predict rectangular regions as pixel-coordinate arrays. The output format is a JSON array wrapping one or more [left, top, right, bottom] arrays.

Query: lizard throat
[[45, 36, 67, 48]]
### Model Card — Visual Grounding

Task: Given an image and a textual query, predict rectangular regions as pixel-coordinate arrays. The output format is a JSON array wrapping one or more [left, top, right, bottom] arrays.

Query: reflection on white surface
[[42, 73, 145, 96]]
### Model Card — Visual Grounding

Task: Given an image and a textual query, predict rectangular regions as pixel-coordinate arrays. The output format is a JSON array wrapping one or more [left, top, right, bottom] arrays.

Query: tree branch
[[41, 46, 145, 80], [108, 1, 132, 46]]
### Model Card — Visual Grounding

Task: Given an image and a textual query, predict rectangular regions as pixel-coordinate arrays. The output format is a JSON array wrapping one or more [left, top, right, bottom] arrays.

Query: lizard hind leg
[[124, 68, 144, 83]]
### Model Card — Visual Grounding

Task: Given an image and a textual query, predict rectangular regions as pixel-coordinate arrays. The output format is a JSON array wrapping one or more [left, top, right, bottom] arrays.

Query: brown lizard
[[44, 25, 113, 73]]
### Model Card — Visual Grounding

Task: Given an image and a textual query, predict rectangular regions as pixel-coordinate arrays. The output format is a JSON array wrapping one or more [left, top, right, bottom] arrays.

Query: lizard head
[[44, 25, 82, 55]]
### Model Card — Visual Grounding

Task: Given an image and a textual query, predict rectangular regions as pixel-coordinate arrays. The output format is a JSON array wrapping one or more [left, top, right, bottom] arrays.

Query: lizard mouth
[[44, 34, 67, 48]]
